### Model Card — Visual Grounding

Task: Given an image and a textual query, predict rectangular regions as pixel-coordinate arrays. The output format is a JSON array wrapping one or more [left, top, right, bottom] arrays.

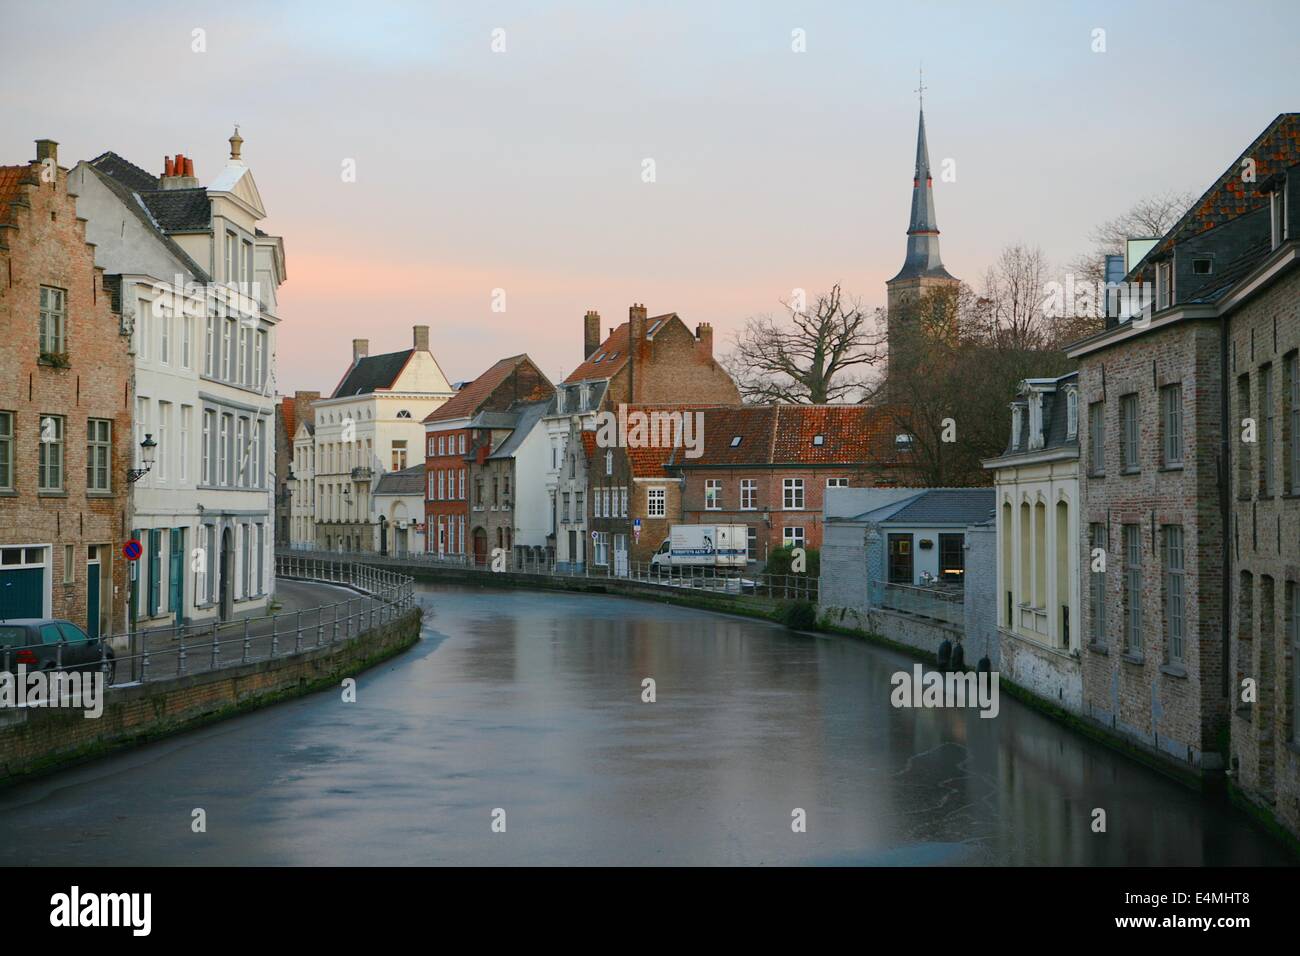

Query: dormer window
[[556, 390, 566, 414], [1010, 405, 1023, 449], [1191, 257, 1213, 276], [895, 433, 914, 452], [579, 385, 590, 410], [1271, 180, 1289, 249], [812, 434, 825, 446], [1066, 388, 1079, 439], [1028, 393, 1045, 450], [1155, 261, 1173, 310]]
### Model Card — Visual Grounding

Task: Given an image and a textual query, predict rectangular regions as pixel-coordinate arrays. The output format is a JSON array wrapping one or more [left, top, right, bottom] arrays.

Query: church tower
[[885, 85, 959, 350]]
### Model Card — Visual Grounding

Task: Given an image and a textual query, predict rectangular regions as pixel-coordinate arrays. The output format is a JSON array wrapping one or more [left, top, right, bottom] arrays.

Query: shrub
[[777, 599, 817, 630], [764, 545, 820, 578]]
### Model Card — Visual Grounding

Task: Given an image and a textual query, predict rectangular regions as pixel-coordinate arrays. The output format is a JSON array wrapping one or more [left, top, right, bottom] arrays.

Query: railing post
[[332, 604, 339, 643], [270, 613, 279, 658], [210, 620, 220, 671], [177, 627, 187, 675], [140, 635, 150, 684], [242, 619, 251, 663]]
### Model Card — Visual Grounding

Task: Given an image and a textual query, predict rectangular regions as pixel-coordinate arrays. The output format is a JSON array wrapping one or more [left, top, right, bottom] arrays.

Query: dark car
[[0, 619, 116, 683]]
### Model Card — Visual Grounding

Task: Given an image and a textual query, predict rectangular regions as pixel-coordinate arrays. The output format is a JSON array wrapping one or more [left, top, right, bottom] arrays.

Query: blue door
[[0, 567, 43, 620], [86, 554, 101, 639]]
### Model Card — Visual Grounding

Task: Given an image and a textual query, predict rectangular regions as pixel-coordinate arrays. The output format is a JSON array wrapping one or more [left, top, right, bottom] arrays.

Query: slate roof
[[1002, 372, 1079, 456], [488, 401, 549, 460], [425, 354, 530, 423], [879, 488, 995, 526], [86, 153, 210, 278], [562, 314, 676, 385], [1132, 113, 1300, 274], [1184, 234, 1275, 304], [331, 350, 414, 398], [87, 151, 158, 192], [374, 465, 426, 496], [137, 188, 211, 231]]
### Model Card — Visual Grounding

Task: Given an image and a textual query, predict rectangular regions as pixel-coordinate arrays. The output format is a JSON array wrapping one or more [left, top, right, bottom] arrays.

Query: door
[[0, 567, 43, 619], [887, 534, 913, 585], [86, 548, 101, 639], [169, 528, 184, 627], [472, 527, 488, 567], [219, 527, 234, 621], [148, 529, 162, 617]]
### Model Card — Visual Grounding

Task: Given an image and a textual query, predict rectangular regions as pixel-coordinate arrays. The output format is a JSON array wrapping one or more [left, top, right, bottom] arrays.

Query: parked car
[[0, 618, 116, 683]]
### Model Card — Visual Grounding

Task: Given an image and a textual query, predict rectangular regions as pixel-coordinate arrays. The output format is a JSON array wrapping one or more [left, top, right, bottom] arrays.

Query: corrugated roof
[[331, 350, 413, 398]]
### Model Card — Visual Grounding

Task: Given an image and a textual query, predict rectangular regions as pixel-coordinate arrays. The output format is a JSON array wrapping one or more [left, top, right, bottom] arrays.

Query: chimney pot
[[413, 325, 430, 352], [164, 156, 175, 177], [183, 157, 194, 177], [34, 139, 58, 165], [352, 339, 369, 364]]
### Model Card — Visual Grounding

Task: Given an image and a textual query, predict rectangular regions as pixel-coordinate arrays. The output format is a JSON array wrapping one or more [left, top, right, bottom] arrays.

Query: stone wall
[[0, 607, 421, 785]]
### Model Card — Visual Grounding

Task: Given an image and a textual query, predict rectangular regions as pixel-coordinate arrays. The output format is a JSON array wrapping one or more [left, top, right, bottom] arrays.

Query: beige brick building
[[0, 140, 133, 638]]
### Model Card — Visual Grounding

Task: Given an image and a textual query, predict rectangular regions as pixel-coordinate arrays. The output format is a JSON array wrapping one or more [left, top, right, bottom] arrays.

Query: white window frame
[[647, 487, 666, 518], [782, 478, 804, 510]]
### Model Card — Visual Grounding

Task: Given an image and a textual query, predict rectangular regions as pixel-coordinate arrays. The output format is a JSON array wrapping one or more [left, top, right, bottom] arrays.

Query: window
[[396, 409, 411, 419], [1162, 526, 1185, 664], [747, 526, 757, 561], [253, 420, 264, 487], [1089, 523, 1108, 646], [1010, 405, 1022, 449], [1238, 374, 1253, 491], [427, 472, 435, 501], [243, 240, 253, 289], [39, 286, 66, 354], [1192, 257, 1213, 275], [782, 478, 804, 510], [254, 331, 266, 388], [1088, 400, 1105, 475], [605, 450, 613, 476], [730, 435, 742, 448], [225, 231, 237, 282], [740, 479, 757, 510], [222, 319, 233, 379], [204, 317, 214, 375], [87, 419, 111, 492], [888, 534, 912, 584], [601, 487, 609, 517], [182, 315, 193, 369], [0, 411, 11, 490], [392, 440, 407, 471], [218, 415, 230, 486], [705, 479, 721, 510], [202, 410, 213, 483], [1271, 183, 1289, 249], [812, 434, 825, 446], [438, 436, 445, 456], [826, 477, 848, 488], [236, 417, 248, 487], [647, 487, 666, 518], [1239, 570, 1254, 648], [179, 406, 191, 483], [63, 544, 74, 584], [1066, 389, 1079, 439], [593, 531, 609, 566], [459, 469, 465, 499], [157, 402, 171, 482], [562, 492, 571, 522], [938, 533, 964, 582], [619, 486, 628, 517], [236, 325, 248, 385], [1161, 384, 1183, 466], [783, 527, 805, 549], [1288, 581, 1299, 740], [459, 433, 466, 455], [38, 414, 64, 491], [1113, 394, 1137, 472], [1261, 364, 1276, 496], [1123, 524, 1142, 655], [159, 307, 170, 364], [1288, 353, 1300, 494]]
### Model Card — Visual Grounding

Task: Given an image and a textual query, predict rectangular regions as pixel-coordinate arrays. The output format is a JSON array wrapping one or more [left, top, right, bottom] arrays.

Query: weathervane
[[915, 64, 927, 109]]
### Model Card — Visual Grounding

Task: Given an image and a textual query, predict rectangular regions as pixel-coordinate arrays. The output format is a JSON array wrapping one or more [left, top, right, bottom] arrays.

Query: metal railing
[[0, 557, 416, 690], [281, 547, 819, 603], [868, 580, 964, 626]]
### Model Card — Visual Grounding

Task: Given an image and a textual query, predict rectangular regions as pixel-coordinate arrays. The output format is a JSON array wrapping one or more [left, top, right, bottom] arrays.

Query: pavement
[[115, 578, 390, 685]]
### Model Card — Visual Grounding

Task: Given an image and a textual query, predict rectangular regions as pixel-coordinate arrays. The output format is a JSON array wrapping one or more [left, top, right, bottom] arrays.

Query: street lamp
[[127, 433, 157, 483]]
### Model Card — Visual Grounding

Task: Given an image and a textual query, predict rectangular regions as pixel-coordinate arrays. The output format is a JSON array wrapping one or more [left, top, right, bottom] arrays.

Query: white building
[[372, 465, 426, 556], [296, 329, 453, 551], [72, 130, 285, 624], [983, 372, 1083, 714]]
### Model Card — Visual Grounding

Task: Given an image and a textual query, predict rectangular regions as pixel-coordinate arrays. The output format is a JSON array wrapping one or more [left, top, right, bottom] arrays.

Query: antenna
[[915, 64, 927, 110]]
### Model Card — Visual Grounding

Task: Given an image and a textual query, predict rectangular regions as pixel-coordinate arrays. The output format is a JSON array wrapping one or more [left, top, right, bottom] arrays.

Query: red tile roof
[[0, 165, 31, 227], [424, 354, 530, 424], [1141, 113, 1300, 266], [562, 314, 676, 385]]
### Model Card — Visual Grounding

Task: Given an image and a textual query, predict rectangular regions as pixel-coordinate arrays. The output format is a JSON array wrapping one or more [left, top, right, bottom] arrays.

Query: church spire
[[889, 83, 954, 284]]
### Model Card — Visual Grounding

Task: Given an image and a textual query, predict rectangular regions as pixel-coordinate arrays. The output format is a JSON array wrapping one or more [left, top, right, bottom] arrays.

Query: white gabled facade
[[72, 130, 285, 625]]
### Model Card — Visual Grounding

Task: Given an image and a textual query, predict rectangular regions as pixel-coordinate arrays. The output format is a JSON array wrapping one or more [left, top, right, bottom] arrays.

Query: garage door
[[0, 566, 44, 619]]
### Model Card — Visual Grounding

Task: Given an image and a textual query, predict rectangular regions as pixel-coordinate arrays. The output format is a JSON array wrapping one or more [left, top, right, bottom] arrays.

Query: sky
[[2, 0, 1297, 393]]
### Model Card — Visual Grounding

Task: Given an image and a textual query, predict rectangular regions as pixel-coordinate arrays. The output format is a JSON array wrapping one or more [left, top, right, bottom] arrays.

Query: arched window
[[397, 409, 411, 419]]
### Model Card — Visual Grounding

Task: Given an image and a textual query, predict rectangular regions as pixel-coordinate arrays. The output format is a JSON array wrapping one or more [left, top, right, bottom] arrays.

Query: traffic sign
[[591, 530, 598, 541], [122, 539, 143, 561]]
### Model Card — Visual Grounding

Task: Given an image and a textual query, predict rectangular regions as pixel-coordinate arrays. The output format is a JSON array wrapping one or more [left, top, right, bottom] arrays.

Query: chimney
[[695, 321, 714, 357], [583, 310, 601, 361], [160, 152, 199, 190], [352, 339, 369, 364], [294, 390, 321, 426], [413, 325, 430, 352], [628, 303, 647, 403], [34, 139, 58, 165]]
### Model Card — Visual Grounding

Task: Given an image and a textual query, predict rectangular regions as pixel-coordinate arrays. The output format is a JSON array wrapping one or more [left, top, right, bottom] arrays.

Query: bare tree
[[1066, 189, 1196, 282], [723, 284, 885, 404], [979, 244, 1052, 351]]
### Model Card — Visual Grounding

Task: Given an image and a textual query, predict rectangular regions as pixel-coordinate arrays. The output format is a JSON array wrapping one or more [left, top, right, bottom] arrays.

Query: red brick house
[[0, 140, 133, 637], [424, 354, 551, 558]]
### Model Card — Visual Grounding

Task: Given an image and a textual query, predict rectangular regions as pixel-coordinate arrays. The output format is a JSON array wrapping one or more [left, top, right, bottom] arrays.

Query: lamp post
[[127, 433, 157, 483]]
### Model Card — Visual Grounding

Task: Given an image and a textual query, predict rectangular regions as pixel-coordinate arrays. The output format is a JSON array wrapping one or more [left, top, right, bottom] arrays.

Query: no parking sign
[[122, 539, 142, 561]]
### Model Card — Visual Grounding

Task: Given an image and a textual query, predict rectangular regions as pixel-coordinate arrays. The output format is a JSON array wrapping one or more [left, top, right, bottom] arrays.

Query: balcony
[[350, 466, 373, 481]]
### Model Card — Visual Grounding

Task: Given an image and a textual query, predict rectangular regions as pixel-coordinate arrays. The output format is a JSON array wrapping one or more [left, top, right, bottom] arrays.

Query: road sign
[[122, 539, 143, 561], [591, 530, 598, 541], [633, 518, 641, 529]]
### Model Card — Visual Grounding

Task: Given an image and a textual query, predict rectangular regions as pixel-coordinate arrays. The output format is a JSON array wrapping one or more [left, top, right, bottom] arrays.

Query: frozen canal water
[[0, 582, 1293, 865]]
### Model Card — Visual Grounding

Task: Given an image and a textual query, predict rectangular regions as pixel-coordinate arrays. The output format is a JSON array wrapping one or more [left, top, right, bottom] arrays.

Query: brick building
[[423, 354, 552, 560], [1066, 113, 1300, 788], [0, 140, 132, 638], [545, 304, 740, 569], [276, 391, 318, 544]]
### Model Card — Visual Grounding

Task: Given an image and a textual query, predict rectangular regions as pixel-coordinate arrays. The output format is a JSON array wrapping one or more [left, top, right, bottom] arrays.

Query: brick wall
[[0, 154, 133, 634]]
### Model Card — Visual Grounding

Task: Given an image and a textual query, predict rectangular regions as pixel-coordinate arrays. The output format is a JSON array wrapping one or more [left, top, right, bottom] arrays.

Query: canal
[[0, 582, 1292, 865]]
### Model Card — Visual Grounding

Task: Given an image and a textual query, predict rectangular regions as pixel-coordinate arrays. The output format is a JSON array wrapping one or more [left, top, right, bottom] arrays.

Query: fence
[[868, 580, 964, 627], [282, 547, 819, 604], [0, 556, 415, 689]]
